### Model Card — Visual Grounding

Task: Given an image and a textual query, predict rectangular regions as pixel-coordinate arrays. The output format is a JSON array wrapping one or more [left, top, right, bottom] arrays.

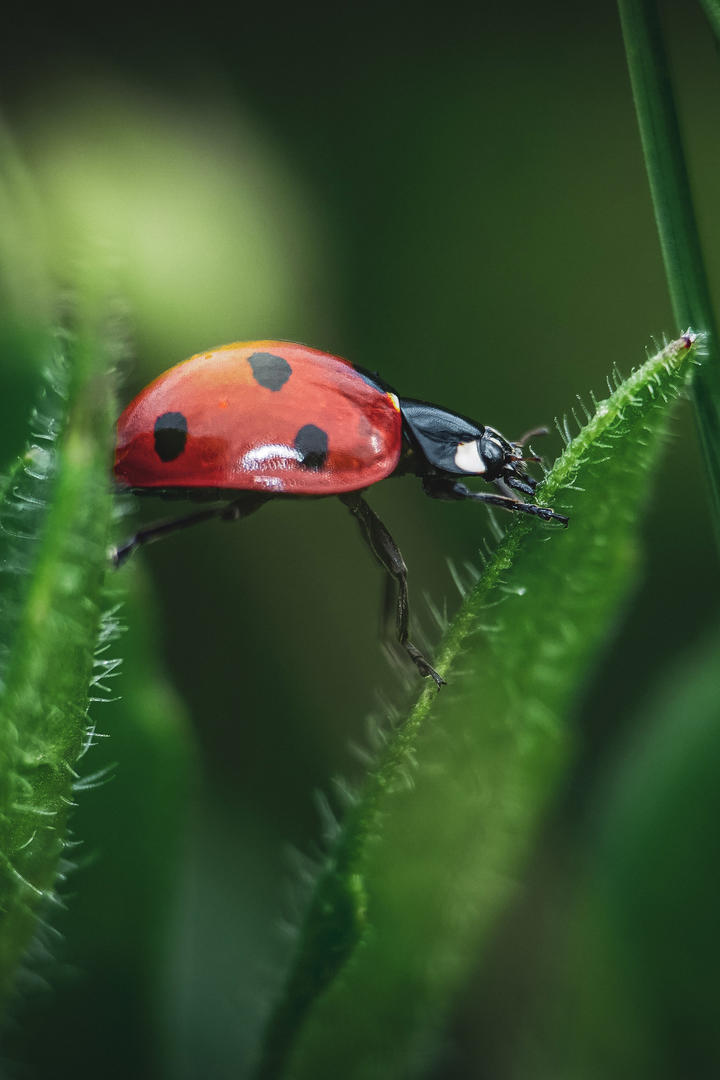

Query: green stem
[[619, 0, 720, 543]]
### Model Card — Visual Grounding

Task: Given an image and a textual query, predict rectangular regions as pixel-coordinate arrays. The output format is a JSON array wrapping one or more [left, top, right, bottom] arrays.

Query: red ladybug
[[114, 341, 567, 686]]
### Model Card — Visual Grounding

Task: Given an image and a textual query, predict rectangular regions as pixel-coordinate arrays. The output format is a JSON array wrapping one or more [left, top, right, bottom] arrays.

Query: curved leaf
[[256, 332, 703, 1079]]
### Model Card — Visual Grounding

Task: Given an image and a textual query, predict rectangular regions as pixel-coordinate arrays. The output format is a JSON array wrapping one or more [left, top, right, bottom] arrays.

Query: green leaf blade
[[0, 318, 118, 1004], [257, 333, 703, 1080]]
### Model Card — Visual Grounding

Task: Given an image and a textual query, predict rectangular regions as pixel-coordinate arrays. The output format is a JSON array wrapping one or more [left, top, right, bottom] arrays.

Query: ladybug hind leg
[[341, 493, 445, 689], [112, 492, 270, 567]]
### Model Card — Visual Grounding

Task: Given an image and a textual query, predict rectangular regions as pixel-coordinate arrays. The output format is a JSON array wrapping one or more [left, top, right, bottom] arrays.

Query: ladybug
[[113, 341, 567, 686]]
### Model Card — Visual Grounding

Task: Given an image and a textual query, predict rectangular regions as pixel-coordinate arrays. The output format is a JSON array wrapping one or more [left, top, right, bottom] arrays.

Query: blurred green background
[[1, 2, 719, 1077]]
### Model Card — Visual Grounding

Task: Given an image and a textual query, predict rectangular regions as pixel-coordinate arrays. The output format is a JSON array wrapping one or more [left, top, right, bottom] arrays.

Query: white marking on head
[[241, 444, 303, 470], [454, 440, 487, 474]]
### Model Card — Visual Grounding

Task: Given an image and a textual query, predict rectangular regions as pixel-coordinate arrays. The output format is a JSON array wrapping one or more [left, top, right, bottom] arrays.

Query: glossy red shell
[[114, 341, 403, 496]]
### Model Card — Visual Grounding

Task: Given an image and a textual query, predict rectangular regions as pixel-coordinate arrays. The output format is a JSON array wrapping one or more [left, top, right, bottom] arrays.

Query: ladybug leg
[[504, 474, 537, 497], [341, 493, 445, 689], [381, 573, 397, 636], [112, 493, 270, 567], [423, 477, 568, 526]]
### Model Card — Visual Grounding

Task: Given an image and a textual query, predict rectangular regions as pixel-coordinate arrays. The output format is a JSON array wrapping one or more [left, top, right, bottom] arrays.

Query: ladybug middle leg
[[340, 492, 445, 688], [113, 492, 271, 567]]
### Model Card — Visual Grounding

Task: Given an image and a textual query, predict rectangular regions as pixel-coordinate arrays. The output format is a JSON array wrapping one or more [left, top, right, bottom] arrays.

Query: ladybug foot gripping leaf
[[112, 340, 567, 686]]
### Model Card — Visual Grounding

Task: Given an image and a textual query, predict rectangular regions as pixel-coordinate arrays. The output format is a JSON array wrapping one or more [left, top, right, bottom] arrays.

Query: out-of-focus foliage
[[462, 624, 720, 1080], [20, 88, 330, 369], [2, 565, 195, 1078]]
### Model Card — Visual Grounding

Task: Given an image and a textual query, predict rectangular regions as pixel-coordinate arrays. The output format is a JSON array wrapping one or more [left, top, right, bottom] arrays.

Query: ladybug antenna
[[515, 425, 550, 447]]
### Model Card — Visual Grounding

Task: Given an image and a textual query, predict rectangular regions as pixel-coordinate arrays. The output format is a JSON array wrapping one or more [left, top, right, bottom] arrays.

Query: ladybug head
[[400, 400, 541, 489], [472, 427, 512, 478], [473, 427, 539, 489]]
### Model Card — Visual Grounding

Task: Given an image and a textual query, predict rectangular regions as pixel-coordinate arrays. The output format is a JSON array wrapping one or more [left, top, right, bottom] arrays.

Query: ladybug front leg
[[112, 493, 270, 567], [422, 477, 568, 526], [340, 493, 445, 689]]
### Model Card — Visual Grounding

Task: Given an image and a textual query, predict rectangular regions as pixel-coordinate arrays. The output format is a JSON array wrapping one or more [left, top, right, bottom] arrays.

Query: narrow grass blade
[[618, 0, 720, 540]]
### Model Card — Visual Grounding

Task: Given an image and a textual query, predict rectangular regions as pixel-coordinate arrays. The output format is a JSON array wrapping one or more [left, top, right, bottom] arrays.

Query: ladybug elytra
[[114, 341, 567, 686]]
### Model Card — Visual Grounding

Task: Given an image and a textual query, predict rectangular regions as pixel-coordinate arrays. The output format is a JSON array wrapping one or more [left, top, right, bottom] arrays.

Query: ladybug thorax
[[398, 402, 522, 481]]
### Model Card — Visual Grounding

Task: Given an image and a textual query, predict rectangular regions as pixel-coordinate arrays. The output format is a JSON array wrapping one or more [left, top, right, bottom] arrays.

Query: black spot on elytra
[[295, 424, 328, 470], [248, 351, 292, 391], [154, 412, 188, 462]]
